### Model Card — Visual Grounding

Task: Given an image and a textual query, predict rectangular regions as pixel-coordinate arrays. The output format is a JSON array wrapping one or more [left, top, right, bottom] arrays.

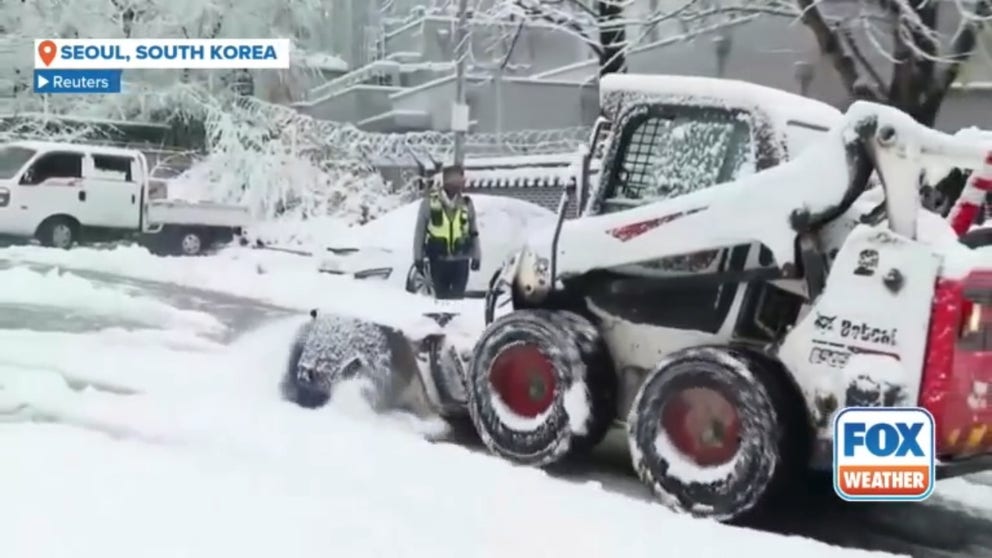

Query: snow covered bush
[[163, 89, 400, 226]]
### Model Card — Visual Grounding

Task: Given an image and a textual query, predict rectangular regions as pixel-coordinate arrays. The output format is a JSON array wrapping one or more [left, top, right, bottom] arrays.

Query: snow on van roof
[[4, 140, 143, 158], [599, 74, 841, 128]]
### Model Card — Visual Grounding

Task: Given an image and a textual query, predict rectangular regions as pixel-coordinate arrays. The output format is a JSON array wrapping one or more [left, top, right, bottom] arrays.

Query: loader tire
[[467, 309, 616, 467], [627, 347, 803, 523]]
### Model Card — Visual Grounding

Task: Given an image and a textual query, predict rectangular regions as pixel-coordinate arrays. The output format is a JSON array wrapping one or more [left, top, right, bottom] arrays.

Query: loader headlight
[[514, 248, 552, 302], [534, 256, 550, 275], [965, 302, 983, 336]]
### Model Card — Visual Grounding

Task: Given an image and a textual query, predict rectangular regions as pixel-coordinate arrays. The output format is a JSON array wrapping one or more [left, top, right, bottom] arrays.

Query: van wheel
[[36, 217, 78, 249], [177, 229, 207, 256]]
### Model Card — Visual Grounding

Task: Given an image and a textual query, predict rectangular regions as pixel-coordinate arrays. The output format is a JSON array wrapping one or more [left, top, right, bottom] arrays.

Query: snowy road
[[561, 435, 992, 558], [2, 246, 991, 558], [0, 259, 294, 341]]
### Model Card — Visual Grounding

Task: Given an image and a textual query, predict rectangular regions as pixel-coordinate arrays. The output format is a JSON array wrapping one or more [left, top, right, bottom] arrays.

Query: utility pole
[[451, 0, 470, 165]]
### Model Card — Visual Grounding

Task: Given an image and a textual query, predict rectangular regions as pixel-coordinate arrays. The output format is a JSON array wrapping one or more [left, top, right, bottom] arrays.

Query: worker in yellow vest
[[412, 164, 481, 299]]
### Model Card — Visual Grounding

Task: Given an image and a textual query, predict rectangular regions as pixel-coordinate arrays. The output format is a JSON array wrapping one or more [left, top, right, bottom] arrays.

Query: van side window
[[22, 152, 83, 185], [93, 154, 134, 181]]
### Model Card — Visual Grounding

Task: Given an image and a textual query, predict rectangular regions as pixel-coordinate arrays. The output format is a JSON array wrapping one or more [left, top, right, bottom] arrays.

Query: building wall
[[533, 8, 992, 131], [295, 85, 403, 122], [308, 0, 992, 133], [465, 78, 600, 132]]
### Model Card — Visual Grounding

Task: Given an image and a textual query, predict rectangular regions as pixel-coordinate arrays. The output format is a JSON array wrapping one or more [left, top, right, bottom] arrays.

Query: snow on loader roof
[[599, 73, 842, 128]]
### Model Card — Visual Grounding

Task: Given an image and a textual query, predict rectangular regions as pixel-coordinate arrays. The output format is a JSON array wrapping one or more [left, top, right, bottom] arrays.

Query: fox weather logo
[[833, 407, 936, 502]]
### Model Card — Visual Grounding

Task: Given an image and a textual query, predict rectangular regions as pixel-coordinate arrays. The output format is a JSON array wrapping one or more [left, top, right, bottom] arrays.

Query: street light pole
[[451, 0, 470, 165]]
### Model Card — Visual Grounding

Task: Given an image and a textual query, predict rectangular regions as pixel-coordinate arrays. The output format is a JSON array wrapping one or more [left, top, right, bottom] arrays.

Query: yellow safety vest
[[426, 193, 470, 256]]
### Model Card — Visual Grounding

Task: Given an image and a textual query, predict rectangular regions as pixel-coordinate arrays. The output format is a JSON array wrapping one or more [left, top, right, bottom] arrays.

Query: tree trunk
[[796, 0, 988, 128], [598, 0, 626, 76]]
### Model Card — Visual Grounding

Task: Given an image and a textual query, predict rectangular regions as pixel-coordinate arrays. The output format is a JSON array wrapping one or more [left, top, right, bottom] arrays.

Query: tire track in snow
[[6, 259, 989, 558], [442, 426, 992, 558]]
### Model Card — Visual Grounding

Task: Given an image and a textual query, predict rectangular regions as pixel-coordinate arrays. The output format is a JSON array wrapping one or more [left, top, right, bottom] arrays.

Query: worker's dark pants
[[429, 258, 470, 299]]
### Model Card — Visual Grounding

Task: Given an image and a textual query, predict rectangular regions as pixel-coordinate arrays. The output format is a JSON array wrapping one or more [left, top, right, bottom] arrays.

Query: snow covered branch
[[795, 0, 990, 123], [473, 0, 787, 75]]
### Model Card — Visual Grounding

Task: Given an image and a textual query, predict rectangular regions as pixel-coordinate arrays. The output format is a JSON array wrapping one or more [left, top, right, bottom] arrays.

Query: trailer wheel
[[627, 347, 797, 522], [36, 216, 78, 249], [467, 309, 616, 467]]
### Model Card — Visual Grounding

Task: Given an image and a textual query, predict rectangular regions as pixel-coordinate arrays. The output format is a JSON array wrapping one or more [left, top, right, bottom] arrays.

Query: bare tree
[[496, 0, 628, 75], [482, 0, 784, 77], [482, 0, 989, 124], [780, 0, 991, 125]]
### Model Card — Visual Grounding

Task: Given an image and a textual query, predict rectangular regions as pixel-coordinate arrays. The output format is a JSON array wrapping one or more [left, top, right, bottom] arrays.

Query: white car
[[318, 194, 555, 295]]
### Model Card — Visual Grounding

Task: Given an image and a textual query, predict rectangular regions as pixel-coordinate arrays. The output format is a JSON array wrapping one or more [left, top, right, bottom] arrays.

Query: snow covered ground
[[0, 243, 990, 557]]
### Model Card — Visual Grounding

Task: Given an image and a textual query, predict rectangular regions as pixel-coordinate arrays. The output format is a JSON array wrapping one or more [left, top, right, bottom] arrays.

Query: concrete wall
[[385, 16, 593, 76], [465, 77, 599, 132], [391, 76, 459, 129], [295, 85, 403, 122]]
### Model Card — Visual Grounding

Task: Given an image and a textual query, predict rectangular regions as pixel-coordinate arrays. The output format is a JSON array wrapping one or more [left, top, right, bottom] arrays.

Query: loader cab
[[535, 76, 844, 367], [584, 75, 839, 218], [594, 103, 769, 216]]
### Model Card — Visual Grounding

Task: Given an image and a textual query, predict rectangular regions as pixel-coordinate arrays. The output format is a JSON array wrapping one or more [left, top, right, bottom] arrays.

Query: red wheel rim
[[660, 387, 742, 467], [488, 344, 556, 418]]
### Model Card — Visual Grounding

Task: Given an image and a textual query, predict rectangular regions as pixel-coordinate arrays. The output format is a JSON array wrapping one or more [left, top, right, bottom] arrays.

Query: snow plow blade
[[282, 309, 469, 419]]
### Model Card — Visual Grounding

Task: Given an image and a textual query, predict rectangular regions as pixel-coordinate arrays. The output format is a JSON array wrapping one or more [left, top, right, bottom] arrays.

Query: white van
[[0, 140, 249, 255]]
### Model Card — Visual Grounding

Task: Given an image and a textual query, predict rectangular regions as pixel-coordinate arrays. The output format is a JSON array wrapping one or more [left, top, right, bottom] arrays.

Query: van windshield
[[0, 146, 36, 179]]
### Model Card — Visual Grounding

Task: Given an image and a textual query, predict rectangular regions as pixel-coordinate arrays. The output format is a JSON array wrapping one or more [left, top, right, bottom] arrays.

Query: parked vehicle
[[0, 140, 249, 255], [318, 194, 555, 296]]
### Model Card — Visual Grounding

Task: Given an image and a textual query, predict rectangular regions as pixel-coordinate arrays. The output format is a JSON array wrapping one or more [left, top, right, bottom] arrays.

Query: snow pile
[[0, 324, 888, 558], [244, 215, 354, 251], [161, 93, 406, 228], [0, 268, 894, 558]]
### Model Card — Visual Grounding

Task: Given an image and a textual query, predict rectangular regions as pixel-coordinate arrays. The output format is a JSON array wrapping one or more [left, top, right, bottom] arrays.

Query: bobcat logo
[[854, 249, 879, 276], [814, 313, 836, 331]]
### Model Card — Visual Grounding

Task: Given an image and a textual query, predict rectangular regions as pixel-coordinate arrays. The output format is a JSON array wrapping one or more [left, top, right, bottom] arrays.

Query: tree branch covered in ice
[[467, 0, 989, 124], [792, 0, 990, 124], [472, 0, 797, 76]]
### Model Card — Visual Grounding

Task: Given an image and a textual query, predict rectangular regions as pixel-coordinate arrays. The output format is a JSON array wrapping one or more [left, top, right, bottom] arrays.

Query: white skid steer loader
[[472, 91, 992, 522]]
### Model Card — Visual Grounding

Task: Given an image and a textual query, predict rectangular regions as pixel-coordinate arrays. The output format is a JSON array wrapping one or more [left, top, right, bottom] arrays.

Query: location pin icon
[[38, 40, 56, 66]]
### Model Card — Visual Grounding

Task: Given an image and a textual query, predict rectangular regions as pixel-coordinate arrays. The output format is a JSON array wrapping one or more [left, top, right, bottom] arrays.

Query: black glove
[[470, 259, 480, 271], [414, 259, 426, 274]]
